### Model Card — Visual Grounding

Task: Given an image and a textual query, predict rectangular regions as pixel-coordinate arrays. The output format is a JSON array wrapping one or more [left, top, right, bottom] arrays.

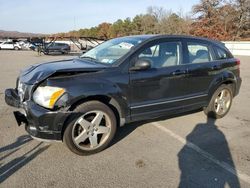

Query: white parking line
[[152, 122, 250, 185]]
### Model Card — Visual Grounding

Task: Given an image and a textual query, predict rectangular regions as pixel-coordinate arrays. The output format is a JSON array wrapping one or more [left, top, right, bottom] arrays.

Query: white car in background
[[18, 41, 35, 50], [0, 41, 21, 50]]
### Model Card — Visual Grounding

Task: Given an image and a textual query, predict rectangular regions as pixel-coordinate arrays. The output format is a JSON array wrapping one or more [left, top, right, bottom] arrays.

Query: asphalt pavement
[[0, 51, 250, 188]]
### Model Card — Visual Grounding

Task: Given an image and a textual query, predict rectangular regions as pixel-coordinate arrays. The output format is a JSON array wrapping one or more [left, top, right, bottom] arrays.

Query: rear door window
[[214, 46, 231, 60], [187, 42, 213, 64]]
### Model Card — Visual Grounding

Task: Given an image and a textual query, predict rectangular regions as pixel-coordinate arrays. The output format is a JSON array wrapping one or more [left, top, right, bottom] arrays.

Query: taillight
[[236, 59, 240, 65], [236, 58, 240, 76]]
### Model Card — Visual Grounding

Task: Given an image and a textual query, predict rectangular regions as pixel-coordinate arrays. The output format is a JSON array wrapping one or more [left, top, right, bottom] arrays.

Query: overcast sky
[[0, 0, 199, 34]]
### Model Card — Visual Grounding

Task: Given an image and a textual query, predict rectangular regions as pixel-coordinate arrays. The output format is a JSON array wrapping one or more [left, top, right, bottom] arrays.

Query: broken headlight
[[33, 86, 65, 109]]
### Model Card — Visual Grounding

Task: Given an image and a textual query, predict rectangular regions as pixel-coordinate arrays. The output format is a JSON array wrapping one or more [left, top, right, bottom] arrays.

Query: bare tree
[[192, 0, 221, 19], [147, 6, 167, 22], [159, 12, 191, 34], [232, 0, 250, 39]]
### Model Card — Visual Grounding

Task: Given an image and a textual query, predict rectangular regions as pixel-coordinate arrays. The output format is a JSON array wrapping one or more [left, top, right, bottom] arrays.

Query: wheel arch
[[71, 95, 124, 119], [208, 72, 237, 103], [60, 94, 126, 141], [61, 94, 127, 138]]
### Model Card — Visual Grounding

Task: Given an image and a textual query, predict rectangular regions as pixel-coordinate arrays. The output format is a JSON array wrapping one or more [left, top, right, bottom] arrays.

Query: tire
[[14, 46, 19, 50], [204, 84, 233, 119], [63, 101, 117, 155]]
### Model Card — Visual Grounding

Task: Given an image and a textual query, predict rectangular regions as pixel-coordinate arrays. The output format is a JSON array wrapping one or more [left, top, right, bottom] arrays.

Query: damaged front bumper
[[5, 88, 71, 141]]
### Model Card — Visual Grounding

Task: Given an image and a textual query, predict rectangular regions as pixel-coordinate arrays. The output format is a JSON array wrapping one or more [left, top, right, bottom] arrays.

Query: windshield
[[80, 37, 144, 64]]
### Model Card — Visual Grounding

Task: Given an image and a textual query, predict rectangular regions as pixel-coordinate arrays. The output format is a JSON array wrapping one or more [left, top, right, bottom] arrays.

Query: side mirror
[[130, 59, 151, 71]]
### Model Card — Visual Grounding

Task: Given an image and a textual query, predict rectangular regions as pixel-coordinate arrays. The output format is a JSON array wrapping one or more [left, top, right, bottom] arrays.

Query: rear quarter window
[[213, 46, 232, 60]]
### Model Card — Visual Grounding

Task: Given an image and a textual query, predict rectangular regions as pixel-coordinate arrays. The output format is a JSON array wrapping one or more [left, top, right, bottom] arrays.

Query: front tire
[[14, 46, 19, 50], [63, 101, 117, 155], [204, 84, 233, 119]]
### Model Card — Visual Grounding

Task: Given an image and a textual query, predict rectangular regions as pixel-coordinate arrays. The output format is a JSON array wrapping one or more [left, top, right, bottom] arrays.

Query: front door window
[[137, 41, 182, 68]]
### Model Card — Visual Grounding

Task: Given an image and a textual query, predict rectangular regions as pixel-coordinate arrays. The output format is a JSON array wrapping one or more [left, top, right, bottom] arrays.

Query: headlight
[[33, 86, 65, 109]]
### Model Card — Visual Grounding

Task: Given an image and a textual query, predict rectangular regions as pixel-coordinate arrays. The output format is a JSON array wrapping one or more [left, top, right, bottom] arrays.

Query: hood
[[19, 58, 108, 84]]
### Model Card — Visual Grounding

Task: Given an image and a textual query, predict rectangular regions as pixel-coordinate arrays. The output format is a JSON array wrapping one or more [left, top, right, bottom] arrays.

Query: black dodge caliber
[[5, 35, 241, 155]]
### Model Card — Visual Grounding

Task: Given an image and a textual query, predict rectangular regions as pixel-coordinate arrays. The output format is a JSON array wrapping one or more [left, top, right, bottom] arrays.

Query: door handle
[[172, 70, 187, 76]]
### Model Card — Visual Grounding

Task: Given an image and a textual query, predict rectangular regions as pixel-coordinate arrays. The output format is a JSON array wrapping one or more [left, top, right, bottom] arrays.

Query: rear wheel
[[63, 101, 117, 155], [204, 84, 233, 119]]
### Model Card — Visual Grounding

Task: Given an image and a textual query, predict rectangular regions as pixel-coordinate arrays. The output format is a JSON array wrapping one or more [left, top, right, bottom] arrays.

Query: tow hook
[[13, 111, 28, 126]]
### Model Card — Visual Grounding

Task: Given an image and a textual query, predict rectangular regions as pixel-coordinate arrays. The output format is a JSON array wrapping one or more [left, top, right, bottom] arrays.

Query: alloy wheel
[[72, 111, 111, 150], [214, 88, 232, 116]]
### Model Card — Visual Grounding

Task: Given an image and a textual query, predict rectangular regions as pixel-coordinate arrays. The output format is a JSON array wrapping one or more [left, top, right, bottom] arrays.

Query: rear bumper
[[5, 88, 71, 141]]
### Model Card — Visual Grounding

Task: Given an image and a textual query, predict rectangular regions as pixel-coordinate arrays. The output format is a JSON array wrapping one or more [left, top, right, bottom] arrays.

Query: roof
[[118, 34, 224, 46]]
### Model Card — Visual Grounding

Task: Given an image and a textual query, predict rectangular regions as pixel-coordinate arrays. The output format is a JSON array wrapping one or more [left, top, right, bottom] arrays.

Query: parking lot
[[0, 50, 250, 187]]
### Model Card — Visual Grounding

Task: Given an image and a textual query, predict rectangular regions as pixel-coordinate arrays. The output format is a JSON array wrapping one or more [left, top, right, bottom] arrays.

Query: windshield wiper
[[80, 56, 97, 61]]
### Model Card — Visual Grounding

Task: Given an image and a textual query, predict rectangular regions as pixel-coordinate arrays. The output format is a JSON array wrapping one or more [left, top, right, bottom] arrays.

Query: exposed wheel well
[[69, 95, 111, 111]]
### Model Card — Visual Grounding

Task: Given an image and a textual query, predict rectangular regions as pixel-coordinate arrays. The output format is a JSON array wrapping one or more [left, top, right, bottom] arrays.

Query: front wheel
[[204, 84, 233, 119], [63, 101, 117, 155], [14, 46, 19, 50]]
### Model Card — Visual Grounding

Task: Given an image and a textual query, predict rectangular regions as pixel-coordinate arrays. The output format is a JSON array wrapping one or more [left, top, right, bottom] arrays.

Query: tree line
[[55, 0, 249, 41]]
